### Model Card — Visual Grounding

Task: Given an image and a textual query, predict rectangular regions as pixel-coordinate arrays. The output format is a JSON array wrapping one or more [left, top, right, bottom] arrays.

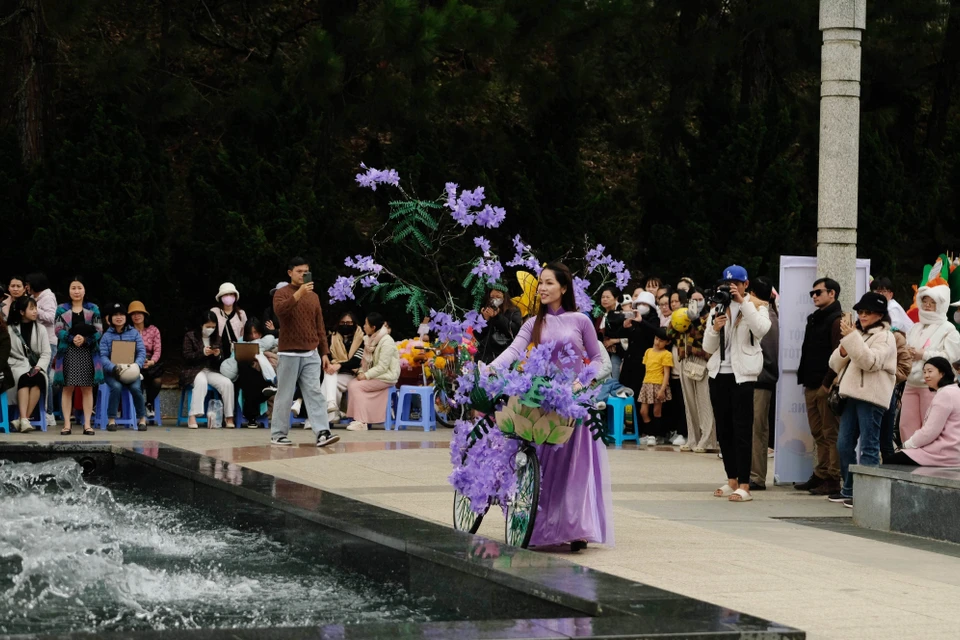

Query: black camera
[[709, 284, 732, 315]]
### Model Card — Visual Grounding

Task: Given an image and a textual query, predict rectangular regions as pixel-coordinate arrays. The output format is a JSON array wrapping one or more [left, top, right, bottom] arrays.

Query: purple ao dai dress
[[491, 307, 615, 547]]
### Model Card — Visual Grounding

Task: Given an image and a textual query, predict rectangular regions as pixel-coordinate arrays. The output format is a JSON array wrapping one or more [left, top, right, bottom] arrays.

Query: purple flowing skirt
[[529, 423, 615, 547]]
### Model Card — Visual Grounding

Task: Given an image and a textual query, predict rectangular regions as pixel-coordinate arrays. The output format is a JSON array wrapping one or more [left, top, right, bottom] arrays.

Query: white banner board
[[774, 256, 871, 484]]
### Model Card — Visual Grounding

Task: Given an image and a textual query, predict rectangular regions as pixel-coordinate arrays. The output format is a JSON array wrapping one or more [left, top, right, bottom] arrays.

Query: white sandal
[[714, 484, 735, 498], [729, 488, 753, 502]]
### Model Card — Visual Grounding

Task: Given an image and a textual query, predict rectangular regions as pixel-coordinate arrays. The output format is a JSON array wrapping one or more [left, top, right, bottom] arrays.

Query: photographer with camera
[[609, 289, 661, 440], [703, 265, 771, 502], [475, 288, 523, 364]]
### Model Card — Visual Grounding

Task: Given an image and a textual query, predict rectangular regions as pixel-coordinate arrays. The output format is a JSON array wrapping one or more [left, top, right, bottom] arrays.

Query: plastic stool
[[97, 384, 138, 430], [0, 395, 10, 434], [391, 385, 436, 432], [384, 387, 399, 429], [606, 396, 639, 446], [177, 385, 220, 426], [8, 388, 48, 432]]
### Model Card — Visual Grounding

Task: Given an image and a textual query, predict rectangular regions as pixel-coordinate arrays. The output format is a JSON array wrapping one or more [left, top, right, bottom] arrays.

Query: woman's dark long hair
[[924, 356, 955, 388], [243, 318, 265, 341], [531, 263, 577, 346], [8, 296, 36, 326]]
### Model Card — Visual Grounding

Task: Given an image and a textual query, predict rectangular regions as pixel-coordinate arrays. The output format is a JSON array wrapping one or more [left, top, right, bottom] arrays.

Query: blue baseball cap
[[721, 265, 748, 282]]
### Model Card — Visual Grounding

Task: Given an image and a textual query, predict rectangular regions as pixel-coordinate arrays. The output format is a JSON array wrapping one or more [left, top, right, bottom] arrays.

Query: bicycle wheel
[[505, 445, 540, 548], [453, 489, 488, 534], [437, 403, 468, 429]]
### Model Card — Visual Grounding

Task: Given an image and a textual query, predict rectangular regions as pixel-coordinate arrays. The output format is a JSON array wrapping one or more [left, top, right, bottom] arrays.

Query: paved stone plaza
[[16, 426, 960, 640]]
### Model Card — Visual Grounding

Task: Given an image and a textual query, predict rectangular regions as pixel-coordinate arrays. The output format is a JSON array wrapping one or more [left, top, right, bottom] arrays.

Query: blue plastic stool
[[237, 391, 270, 428], [391, 385, 436, 432], [177, 385, 220, 426], [97, 384, 139, 430], [0, 395, 10, 434], [384, 387, 399, 429], [606, 396, 639, 446]]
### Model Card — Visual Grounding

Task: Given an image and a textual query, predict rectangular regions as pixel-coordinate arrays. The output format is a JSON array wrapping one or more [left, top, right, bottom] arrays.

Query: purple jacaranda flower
[[505, 234, 542, 273], [473, 236, 491, 255], [476, 205, 506, 228], [471, 258, 504, 286], [463, 309, 488, 333], [355, 164, 401, 191], [573, 277, 593, 313], [328, 276, 355, 303], [459, 187, 485, 209], [359, 275, 379, 289]]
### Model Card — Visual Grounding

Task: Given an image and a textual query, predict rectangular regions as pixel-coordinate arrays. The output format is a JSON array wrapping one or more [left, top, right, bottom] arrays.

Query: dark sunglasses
[[809, 289, 827, 298]]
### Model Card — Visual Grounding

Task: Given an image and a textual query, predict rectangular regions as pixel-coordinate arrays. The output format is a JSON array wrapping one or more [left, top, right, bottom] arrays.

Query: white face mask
[[490, 298, 503, 308], [688, 300, 702, 315], [637, 304, 651, 316], [202, 327, 215, 338]]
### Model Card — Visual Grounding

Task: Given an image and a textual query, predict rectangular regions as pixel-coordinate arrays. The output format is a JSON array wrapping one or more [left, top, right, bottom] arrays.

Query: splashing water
[[0, 459, 444, 634]]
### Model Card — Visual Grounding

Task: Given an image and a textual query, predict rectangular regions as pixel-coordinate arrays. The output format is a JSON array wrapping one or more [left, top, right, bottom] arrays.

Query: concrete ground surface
[[10, 424, 960, 640]]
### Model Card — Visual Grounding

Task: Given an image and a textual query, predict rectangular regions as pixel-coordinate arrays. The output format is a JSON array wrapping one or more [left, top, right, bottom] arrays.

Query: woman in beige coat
[[6, 297, 52, 432], [828, 292, 897, 507], [345, 312, 400, 430]]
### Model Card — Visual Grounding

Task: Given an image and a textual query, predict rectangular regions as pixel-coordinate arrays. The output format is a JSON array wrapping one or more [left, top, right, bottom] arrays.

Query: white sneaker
[[19, 420, 35, 434], [346, 421, 368, 431], [46, 413, 57, 427], [146, 407, 155, 419], [9, 419, 21, 432], [304, 419, 312, 430], [643, 435, 657, 446], [596, 401, 607, 411], [291, 399, 302, 415], [671, 434, 687, 446]]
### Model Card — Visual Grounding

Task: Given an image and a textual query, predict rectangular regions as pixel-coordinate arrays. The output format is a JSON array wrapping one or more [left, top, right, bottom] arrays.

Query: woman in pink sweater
[[886, 357, 960, 467]]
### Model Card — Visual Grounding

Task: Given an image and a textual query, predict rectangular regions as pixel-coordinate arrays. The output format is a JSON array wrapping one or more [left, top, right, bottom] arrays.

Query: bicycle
[[416, 343, 471, 428], [453, 431, 541, 548]]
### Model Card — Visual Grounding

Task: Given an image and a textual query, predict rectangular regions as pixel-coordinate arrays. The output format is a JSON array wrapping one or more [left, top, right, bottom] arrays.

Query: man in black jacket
[[795, 277, 843, 495], [608, 290, 661, 441]]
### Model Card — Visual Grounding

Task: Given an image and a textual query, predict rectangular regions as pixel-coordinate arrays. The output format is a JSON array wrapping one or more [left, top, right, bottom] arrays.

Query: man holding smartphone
[[795, 277, 843, 495], [270, 256, 340, 447]]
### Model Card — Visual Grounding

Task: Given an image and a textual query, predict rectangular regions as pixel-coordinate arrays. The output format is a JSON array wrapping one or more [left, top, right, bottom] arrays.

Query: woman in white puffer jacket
[[901, 285, 960, 442]]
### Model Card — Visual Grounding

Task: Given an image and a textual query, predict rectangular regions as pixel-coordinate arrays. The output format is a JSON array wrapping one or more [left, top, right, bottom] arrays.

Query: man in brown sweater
[[270, 257, 340, 447]]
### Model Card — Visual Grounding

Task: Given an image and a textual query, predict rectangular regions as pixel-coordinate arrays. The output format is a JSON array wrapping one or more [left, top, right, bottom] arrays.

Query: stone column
[[818, 0, 866, 308]]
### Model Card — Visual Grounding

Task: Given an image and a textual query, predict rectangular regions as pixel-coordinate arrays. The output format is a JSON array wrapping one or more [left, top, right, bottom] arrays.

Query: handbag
[[827, 363, 849, 417], [683, 356, 707, 381], [13, 327, 40, 368]]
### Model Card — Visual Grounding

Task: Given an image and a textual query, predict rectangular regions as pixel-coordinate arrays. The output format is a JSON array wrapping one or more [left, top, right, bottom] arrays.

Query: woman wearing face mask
[[1, 275, 26, 322], [6, 297, 52, 433], [667, 293, 717, 452], [344, 312, 400, 431], [490, 263, 611, 551], [474, 288, 523, 364], [899, 285, 960, 444], [99, 303, 148, 431], [321, 312, 365, 421], [181, 310, 236, 429], [26, 272, 59, 427], [211, 283, 247, 357]]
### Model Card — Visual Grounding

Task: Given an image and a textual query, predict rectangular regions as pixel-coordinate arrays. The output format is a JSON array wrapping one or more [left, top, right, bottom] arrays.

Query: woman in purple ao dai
[[491, 263, 615, 551]]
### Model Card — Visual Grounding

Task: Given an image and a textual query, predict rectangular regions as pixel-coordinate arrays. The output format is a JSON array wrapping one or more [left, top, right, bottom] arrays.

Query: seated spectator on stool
[[128, 301, 162, 419], [344, 312, 400, 431], [181, 311, 236, 429], [5, 297, 51, 432], [26, 272, 58, 427], [1, 275, 26, 322], [100, 303, 148, 431], [323, 311, 364, 421], [221, 318, 279, 428], [887, 357, 960, 467]]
